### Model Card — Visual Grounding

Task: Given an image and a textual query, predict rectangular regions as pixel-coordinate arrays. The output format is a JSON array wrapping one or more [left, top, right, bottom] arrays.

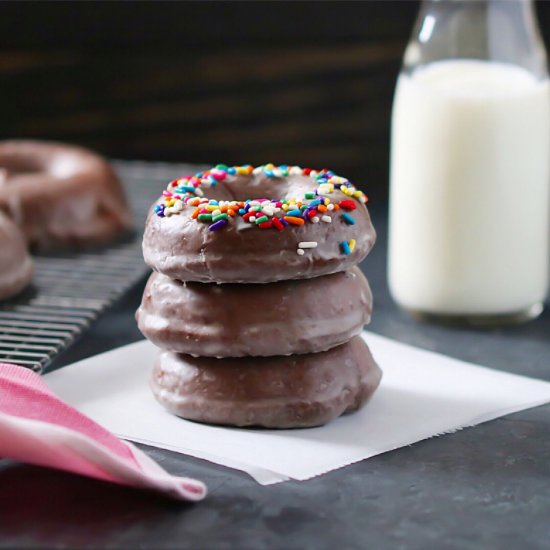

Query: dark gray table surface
[[1, 206, 549, 550]]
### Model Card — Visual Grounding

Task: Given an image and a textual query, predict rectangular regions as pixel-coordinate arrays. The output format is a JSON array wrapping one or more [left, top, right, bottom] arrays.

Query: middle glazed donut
[[143, 164, 376, 283], [136, 266, 372, 357]]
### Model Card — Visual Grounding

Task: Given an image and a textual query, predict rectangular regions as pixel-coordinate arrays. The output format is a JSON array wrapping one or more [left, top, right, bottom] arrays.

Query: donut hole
[[206, 175, 314, 202], [0, 163, 44, 180], [0, 158, 44, 178], [206, 179, 289, 202]]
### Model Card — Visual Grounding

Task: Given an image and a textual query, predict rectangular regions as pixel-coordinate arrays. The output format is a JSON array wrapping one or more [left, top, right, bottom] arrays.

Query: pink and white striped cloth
[[0, 362, 206, 501]]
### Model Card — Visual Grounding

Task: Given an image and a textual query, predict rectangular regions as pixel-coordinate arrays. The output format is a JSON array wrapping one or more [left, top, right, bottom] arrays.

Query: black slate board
[[1, 195, 549, 549]]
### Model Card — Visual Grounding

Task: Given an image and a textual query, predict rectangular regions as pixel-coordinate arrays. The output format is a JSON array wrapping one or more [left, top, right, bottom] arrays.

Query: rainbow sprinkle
[[341, 212, 356, 225], [155, 164, 368, 256]]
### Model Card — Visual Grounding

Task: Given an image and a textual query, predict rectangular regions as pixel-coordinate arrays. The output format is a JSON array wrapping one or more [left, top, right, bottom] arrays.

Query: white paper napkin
[[44, 332, 550, 485]]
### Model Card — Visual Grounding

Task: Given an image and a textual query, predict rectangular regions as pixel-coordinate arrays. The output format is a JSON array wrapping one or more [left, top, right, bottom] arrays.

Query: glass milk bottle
[[388, 0, 550, 325]]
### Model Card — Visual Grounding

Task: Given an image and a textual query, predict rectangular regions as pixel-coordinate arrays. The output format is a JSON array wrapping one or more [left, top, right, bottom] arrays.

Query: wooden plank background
[[1, 1, 549, 200]]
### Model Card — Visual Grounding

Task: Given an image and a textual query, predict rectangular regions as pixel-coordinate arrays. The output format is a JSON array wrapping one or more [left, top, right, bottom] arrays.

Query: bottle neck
[[404, 0, 548, 79]]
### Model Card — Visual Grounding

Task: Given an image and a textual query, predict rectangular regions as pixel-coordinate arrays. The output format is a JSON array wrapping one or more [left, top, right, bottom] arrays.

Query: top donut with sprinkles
[[143, 163, 376, 282], [154, 164, 368, 236]]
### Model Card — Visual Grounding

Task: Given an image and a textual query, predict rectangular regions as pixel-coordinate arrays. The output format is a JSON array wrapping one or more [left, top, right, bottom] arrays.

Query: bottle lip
[[408, 0, 548, 79]]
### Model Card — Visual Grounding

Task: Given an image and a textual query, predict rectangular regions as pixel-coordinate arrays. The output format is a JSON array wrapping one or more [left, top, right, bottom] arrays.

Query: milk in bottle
[[388, 0, 550, 324]]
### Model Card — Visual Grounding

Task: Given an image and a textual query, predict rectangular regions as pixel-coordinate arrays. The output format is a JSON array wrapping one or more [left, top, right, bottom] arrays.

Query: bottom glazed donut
[[151, 336, 382, 428]]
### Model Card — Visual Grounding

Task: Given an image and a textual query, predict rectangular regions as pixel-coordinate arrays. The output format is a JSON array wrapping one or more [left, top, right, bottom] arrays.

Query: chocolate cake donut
[[151, 336, 382, 428], [143, 164, 376, 283], [137, 267, 372, 357], [0, 140, 132, 248], [0, 212, 33, 300]]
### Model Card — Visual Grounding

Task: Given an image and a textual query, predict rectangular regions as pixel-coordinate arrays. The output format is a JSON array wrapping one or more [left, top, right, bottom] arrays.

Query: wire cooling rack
[[0, 160, 199, 372]]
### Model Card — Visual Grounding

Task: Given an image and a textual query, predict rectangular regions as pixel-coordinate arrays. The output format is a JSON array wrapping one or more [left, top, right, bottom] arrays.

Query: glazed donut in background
[[0, 140, 132, 248], [137, 267, 372, 357], [0, 211, 33, 300], [151, 336, 382, 429], [143, 164, 376, 283]]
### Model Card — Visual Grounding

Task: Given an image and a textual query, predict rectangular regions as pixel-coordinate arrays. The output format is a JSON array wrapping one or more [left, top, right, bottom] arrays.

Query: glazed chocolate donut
[[0, 140, 132, 248], [143, 164, 376, 283], [151, 336, 382, 428], [0, 212, 33, 300], [137, 267, 372, 357]]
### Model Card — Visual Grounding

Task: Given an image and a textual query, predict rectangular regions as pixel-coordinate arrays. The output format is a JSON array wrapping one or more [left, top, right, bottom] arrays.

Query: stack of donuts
[[138, 164, 381, 428]]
